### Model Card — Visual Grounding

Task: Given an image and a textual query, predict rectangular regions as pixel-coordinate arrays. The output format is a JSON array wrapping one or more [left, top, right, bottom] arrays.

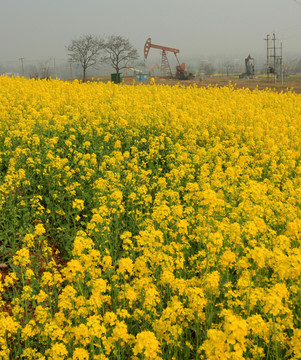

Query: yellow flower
[[72, 348, 89, 360], [117, 257, 133, 276], [112, 320, 132, 344], [200, 329, 230, 359], [2, 75, 301, 360], [45, 342, 68, 359], [73, 324, 90, 346], [34, 223, 46, 236], [220, 249, 236, 270], [73, 199, 84, 211], [13, 247, 30, 267], [133, 331, 161, 360], [204, 271, 220, 294], [62, 259, 85, 282], [23, 233, 35, 247], [290, 329, 301, 359]]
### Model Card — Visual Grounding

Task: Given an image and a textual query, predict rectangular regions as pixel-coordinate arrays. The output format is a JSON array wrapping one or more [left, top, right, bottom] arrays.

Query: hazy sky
[[1, 0, 301, 65]]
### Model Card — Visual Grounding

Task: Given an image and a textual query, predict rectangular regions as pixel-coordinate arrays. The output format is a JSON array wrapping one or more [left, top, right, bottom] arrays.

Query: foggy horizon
[[1, 0, 301, 76]]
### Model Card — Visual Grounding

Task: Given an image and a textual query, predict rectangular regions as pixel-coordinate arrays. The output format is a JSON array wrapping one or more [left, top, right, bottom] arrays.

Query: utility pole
[[281, 42, 284, 85], [265, 33, 283, 83], [53, 58, 57, 78], [273, 33, 277, 83], [19, 58, 25, 77], [265, 35, 270, 80]]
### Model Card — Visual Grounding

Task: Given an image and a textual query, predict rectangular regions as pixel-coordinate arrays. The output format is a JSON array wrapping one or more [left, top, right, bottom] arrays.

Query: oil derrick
[[160, 50, 172, 77]]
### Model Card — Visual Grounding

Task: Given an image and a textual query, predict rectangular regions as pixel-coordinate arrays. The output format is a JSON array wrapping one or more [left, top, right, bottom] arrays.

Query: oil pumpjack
[[239, 54, 255, 79], [144, 38, 193, 80]]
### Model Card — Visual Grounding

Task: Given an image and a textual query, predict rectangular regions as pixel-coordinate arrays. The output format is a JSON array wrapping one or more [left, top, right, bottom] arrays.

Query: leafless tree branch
[[102, 35, 139, 82], [66, 34, 104, 81]]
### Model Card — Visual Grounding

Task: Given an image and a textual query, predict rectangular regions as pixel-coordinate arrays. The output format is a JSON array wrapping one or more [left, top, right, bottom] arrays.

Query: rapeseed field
[[0, 76, 300, 359]]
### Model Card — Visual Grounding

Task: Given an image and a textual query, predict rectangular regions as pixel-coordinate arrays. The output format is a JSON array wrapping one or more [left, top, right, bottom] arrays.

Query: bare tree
[[39, 59, 52, 79], [28, 59, 51, 80], [66, 34, 104, 82], [204, 63, 215, 76], [103, 35, 139, 82]]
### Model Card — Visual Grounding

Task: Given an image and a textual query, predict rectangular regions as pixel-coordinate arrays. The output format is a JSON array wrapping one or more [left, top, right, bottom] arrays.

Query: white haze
[[0, 0, 301, 75]]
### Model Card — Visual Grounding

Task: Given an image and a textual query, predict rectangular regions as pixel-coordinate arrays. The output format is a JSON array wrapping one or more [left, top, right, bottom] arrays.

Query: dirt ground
[[119, 75, 301, 94], [85, 74, 301, 94]]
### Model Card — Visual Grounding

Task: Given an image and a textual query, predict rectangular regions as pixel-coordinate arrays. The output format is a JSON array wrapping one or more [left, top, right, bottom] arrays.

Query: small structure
[[111, 73, 122, 84], [136, 74, 149, 82], [239, 54, 255, 79]]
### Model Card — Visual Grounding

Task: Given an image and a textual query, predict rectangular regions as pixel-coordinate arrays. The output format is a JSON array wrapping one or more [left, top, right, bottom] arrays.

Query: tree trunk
[[116, 68, 120, 84], [83, 68, 86, 82]]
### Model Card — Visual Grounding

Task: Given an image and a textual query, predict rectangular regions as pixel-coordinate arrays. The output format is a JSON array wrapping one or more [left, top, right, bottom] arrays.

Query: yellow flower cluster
[[0, 76, 301, 359]]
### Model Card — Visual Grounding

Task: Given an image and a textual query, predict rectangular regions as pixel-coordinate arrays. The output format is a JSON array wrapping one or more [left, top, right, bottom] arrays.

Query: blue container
[[136, 74, 149, 82]]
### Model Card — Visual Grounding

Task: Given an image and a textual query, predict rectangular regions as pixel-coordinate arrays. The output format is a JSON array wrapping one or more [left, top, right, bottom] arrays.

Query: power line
[[265, 33, 283, 84]]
